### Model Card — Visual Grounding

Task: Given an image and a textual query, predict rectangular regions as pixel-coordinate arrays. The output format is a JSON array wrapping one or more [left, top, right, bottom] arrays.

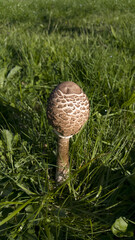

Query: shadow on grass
[[0, 99, 34, 141], [0, 97, 56, 167], [41, 14, 110, 36]]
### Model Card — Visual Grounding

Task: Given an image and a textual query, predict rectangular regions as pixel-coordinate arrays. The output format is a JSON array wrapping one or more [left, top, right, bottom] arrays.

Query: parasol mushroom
[[47, 81, 89, 183]]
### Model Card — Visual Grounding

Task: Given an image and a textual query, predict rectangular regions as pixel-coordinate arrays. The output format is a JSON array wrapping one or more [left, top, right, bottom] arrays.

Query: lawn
[[0, 0, 135, 239]]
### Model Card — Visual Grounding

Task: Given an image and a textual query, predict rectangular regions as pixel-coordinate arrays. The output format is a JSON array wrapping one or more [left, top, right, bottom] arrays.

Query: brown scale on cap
[[47, 81, 89, 183]]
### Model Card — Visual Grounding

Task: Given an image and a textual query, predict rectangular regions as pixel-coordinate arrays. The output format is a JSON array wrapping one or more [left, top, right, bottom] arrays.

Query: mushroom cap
[[47, 81, 89, 137]]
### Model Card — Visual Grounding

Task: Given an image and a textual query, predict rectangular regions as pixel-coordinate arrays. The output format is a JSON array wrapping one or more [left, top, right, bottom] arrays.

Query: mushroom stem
[[56, 137, 70, 183]]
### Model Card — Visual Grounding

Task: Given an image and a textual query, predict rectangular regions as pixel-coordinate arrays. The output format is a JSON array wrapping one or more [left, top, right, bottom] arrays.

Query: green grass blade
[[0, 198, 35, 226]]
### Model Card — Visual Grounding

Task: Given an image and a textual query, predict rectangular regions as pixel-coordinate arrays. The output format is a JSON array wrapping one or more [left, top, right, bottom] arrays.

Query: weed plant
[[0, 0, 135, 239]]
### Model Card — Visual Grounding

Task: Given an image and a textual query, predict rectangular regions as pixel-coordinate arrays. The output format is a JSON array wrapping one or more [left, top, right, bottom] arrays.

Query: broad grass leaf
[[110, 25, 117, 39], [111, 217, 134, 237], [16, 183, 36, 196], [0, 68, 7, 88], [122, 93, 135, 109], [7, 65, 21, 79], [1, 129, 13, 152]]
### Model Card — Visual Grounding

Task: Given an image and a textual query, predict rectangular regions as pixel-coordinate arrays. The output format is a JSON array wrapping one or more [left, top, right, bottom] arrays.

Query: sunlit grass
[[0, 0, 135, 239]]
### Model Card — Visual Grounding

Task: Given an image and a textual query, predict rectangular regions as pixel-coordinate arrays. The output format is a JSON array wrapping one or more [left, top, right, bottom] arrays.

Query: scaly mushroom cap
[[47, 81, 89, 137]]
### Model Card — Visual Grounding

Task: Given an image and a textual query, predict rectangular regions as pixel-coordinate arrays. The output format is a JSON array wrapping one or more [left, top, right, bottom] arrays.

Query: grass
[[0, 0, 135, 239]]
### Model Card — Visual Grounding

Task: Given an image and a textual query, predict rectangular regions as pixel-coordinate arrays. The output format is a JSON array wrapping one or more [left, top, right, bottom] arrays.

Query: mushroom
[[47, 81, 89, 183]]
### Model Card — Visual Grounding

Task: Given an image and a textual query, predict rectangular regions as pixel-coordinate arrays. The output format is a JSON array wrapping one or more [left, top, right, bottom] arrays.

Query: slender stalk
[[56, 137, 70, 183]]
